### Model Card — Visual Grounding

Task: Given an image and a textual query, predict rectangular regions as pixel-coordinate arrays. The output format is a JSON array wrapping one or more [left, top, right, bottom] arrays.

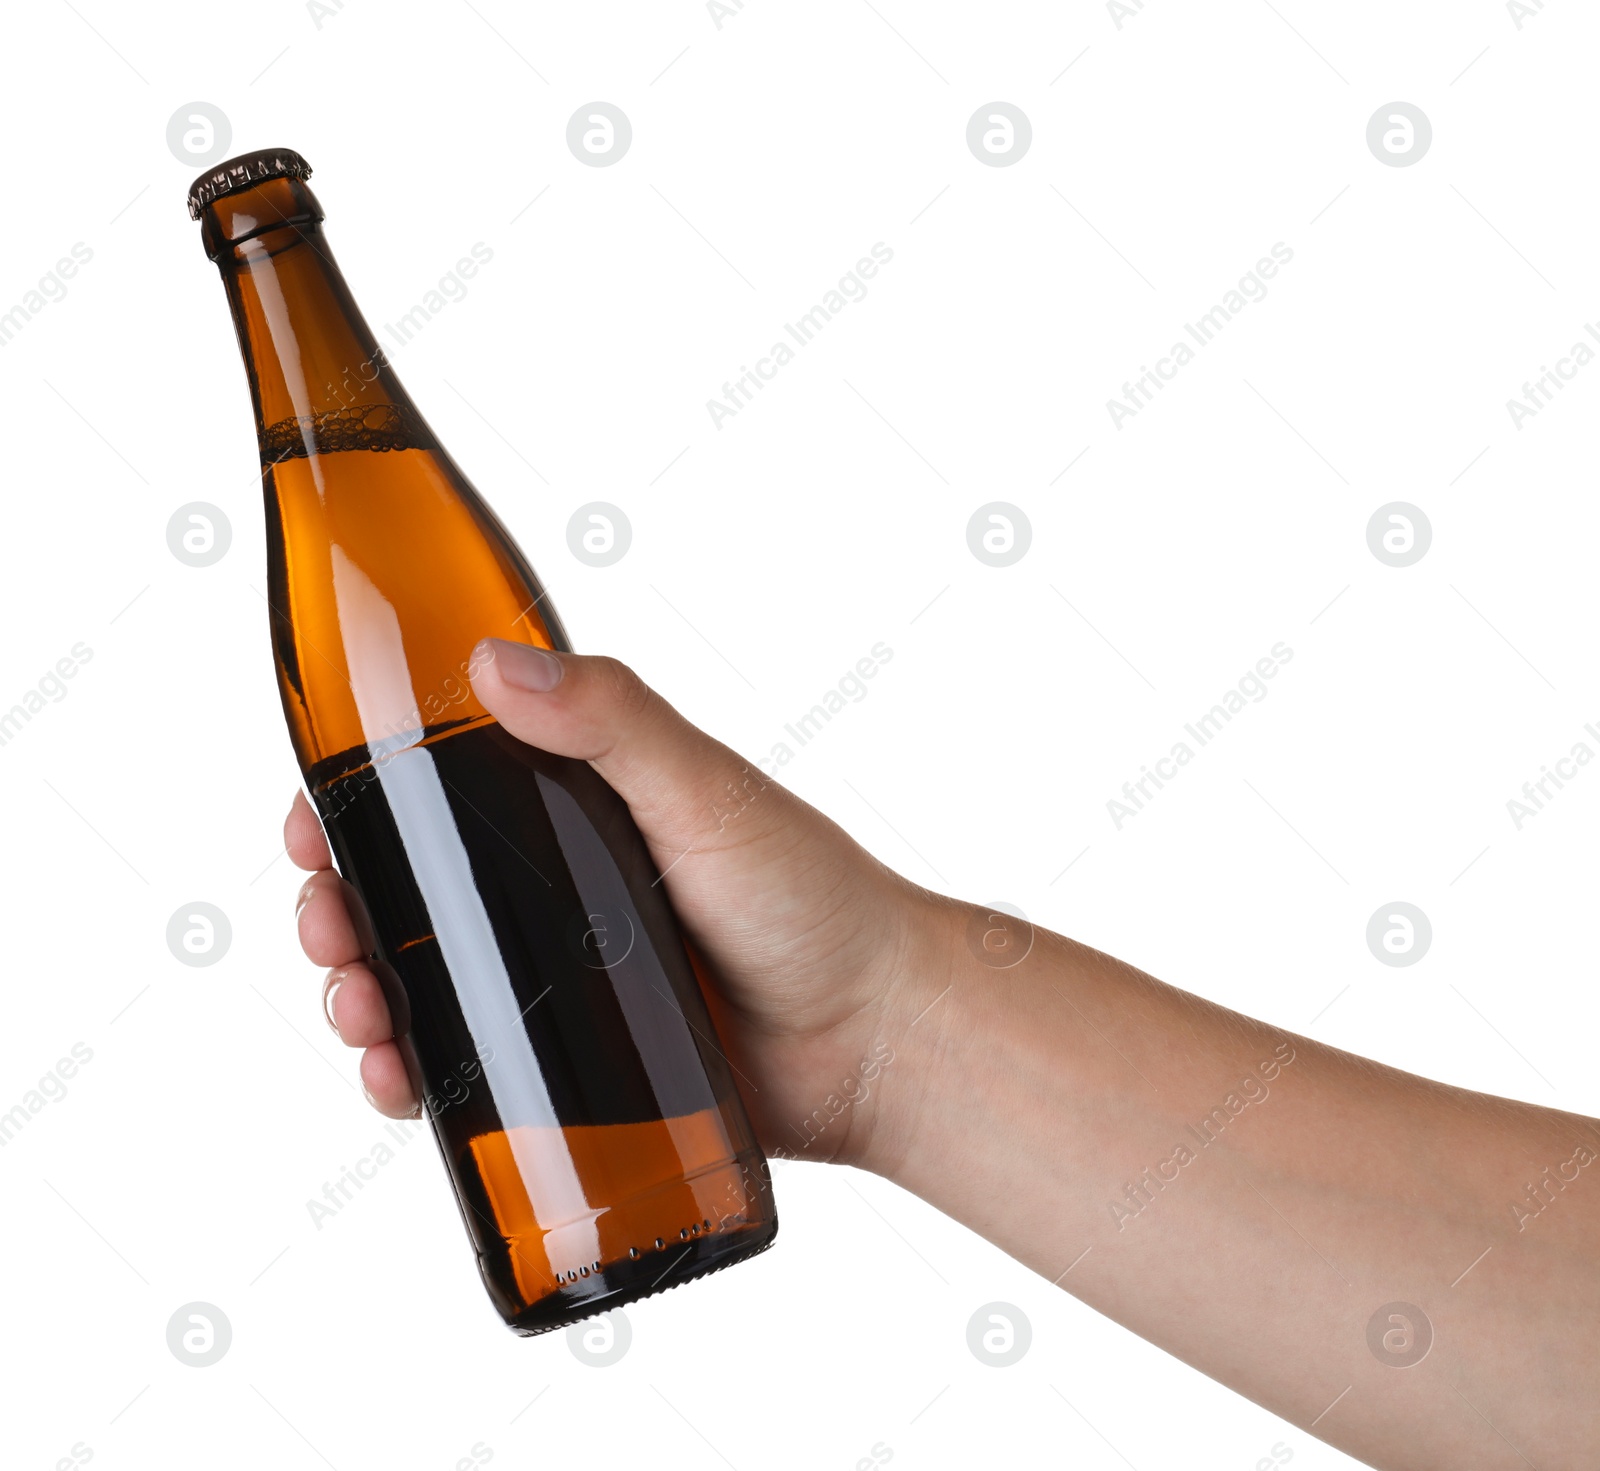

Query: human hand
[[283, 642, 1600, 1466], [287, 638, 949, 1170]]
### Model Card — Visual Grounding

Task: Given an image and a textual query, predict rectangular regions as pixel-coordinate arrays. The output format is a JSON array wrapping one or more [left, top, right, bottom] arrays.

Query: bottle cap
[[187, 148, 313, 220]]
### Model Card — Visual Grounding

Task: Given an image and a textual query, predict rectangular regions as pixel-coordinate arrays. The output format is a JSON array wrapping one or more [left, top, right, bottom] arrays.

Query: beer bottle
[[187, 149, 777, 1334]]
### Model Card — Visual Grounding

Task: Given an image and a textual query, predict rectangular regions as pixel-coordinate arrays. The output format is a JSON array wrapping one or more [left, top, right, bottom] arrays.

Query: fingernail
[[490, 639, 564, 693], [322, 972, 343, 1035], [295, 879, 317, 917]]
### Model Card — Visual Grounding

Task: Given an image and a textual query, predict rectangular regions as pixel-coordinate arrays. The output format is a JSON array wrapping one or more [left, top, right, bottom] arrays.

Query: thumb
[[468, 637, 787, 854]]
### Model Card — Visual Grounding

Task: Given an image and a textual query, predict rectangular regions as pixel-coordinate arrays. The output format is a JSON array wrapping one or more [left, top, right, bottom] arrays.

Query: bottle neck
[[207, 179, 427, 465]]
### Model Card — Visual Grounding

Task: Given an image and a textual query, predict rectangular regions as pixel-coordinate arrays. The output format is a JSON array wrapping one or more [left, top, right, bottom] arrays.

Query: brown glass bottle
[[188, 150, 776, 1334]]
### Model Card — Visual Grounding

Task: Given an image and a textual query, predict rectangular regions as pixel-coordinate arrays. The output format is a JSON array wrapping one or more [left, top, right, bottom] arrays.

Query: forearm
[[866, 898, 1600, 1470]]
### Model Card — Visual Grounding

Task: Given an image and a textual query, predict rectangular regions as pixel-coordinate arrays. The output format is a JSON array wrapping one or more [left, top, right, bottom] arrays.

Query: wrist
[[843, 899, 1099, 1204], [832, 887, 967, 1180]]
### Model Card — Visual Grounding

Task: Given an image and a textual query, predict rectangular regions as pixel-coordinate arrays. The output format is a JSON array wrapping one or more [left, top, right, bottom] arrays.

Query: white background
[[1, 1, 1595, 1467]]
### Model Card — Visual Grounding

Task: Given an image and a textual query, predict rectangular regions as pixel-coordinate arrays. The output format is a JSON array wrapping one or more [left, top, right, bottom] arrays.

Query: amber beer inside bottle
[[189, 150, 776, 1333]]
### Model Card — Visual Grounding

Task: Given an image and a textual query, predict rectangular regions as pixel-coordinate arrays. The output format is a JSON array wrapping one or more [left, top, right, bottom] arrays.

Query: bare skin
[[288, 639, 1600, 1470]]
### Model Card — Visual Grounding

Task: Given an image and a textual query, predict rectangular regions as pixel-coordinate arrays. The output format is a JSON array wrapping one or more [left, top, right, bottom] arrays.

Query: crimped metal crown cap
[[187, 148, 313, 220]]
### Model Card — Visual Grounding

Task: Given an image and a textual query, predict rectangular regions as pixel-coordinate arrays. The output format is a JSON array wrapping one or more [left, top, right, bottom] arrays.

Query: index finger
[[285, 789, 333, 872]]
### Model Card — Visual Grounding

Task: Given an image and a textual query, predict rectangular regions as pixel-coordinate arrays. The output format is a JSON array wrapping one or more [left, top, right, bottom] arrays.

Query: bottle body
[[198, 159, 776, 1332]]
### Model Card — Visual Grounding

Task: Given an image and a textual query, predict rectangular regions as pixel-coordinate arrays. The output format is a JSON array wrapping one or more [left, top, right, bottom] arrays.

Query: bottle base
[[503, 1214, 778, 1336]]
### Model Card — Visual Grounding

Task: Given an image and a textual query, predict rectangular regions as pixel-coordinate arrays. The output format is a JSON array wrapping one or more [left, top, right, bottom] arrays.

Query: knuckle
[[596, 656, 657, 725]]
